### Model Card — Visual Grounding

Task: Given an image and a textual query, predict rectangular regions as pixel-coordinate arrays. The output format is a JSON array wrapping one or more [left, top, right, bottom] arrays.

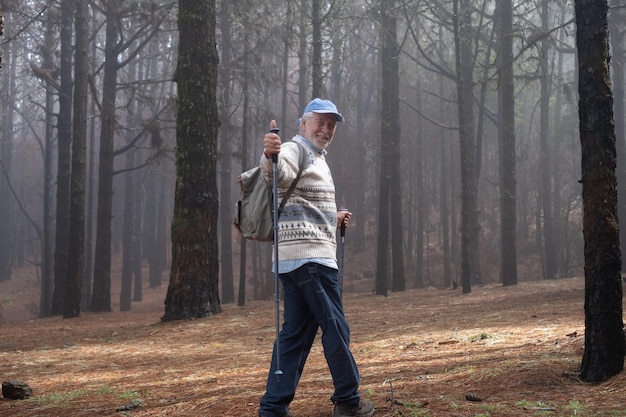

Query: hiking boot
[[333, 399, 374, 417]]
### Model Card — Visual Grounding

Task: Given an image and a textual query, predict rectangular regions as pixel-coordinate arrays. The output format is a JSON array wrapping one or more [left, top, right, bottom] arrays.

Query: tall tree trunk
[[609, 0, 626, 270], [376, 0, 396, 297], [386, 0, 405, 293], [162, 0, 221, 321], [454, 0, 479, 294], [552, 3, 569, 279], [82, 7, 98, 309], [237, 14, 252, 307], [146, 166, 159, 288], [0, 8, 16, 283], [311, 0, 322, 98], [352, 48, 368, 253], [42, 73, 56, 316], [438, 48, 452, 288], [539, 0, 557, 280], [132, 174, 143, 303], [280, 0, 294, 129], [82, 105, 96, 307], [218, 0, 234, 305], [91, 2, 121, 312], [40, 7, 58, 317], [119, 130, 136, 312], [148, 169, 168, 289], [156, 177, 169, 284], [120, 56, 140, 312], [499, 0, 518, 286], [414, 85, 425, 289], [576, 0, 624, 382], [64, 0, 88, 319], [131, 55, 145, 305], [52, 0, 74, 315], [298, 0, 308, 111], [330, 24, 342, 103], [237, 86, 249, 307]]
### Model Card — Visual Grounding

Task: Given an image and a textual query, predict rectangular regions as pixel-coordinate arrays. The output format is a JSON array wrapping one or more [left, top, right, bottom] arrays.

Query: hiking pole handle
[[338, 209, 348, 297], [269, 128, 280, 163], [339, 208, 348, 237]]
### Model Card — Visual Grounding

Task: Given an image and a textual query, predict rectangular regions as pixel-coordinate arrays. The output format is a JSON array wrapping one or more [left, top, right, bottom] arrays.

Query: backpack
[[233, 141, 307, 241]]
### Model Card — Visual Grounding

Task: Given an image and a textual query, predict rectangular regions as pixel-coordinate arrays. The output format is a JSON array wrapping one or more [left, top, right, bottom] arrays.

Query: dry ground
[[1, 270, 626, 417]]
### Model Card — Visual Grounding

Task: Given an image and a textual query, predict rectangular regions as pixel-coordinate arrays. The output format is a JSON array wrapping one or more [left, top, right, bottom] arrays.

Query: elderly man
[[258, 98, 374, 417]]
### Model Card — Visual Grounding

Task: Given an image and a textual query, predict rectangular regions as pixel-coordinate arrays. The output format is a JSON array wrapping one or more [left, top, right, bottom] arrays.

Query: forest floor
[[2, 267, 626, 417]]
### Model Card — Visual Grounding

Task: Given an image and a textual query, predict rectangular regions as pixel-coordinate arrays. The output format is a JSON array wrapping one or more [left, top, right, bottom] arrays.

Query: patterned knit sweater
[[260, 135, 338, 262]]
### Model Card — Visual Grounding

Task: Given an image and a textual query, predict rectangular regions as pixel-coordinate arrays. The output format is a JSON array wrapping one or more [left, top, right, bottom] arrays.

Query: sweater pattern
[[261, 136, 338, 262]]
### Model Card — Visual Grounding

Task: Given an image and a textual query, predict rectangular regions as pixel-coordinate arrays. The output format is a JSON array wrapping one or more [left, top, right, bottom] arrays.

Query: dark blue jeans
[[259, 262, 361, 417]]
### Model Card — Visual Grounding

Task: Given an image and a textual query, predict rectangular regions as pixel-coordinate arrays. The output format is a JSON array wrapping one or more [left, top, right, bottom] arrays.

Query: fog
[[1, 0, 622, 320]]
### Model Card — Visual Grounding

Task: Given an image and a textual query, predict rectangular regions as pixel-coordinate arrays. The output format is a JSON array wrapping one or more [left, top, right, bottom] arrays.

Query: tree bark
[[576, 0, 624, 382], [82, 9, 99, 309], [609, 0, 626, 271], [91, 2, 121, 312], [237, 77, 249, 306], [40, 7, 58, 317], [376, 0, 398, 297], [0, 8, 15, 283], [454, 0, 479, 294], [119, 122, 136, 312], [414, 85, 425, 289], [237, 11, 252, 307], [64, 0, 88, 319], [298, 0, 308, 111], [52, 0, 74, 315], [499, 0, 518, 286], [311, 0, 322, 98], [438, 56, 452, 288], [385, 0, 405, 293], [218, 0, 234, 305], [162, 0, 221, 321], [539, 0, 557, 280]]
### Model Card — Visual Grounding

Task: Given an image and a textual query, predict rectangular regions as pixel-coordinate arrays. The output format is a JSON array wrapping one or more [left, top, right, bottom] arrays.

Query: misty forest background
[[0, 0, 625, 369]]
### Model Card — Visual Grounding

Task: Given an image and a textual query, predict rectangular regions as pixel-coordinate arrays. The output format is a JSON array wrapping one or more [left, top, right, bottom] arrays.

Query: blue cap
[[303, 98, 344, 122]]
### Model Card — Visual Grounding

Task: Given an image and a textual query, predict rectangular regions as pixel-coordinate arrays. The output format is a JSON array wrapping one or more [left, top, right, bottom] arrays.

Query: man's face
[[301, 113, 337, 150]]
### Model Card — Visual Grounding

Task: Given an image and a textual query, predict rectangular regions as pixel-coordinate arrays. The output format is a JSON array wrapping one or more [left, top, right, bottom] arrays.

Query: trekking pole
[[270, 127, 284, 380], [338, 209, 348, 296]]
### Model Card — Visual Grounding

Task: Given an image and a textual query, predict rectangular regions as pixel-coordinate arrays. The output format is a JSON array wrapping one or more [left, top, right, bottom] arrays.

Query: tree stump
[[2, 380, 32, 400]]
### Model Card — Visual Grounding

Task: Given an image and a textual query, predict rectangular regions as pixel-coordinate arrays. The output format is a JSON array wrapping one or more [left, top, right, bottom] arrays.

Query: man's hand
[[263, 119, 281, 157], [338, 209, 352, 229]]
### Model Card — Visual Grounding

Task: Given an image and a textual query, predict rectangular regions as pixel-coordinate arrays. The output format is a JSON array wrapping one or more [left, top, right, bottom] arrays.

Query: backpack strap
[[278, 141, 307, 215]]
